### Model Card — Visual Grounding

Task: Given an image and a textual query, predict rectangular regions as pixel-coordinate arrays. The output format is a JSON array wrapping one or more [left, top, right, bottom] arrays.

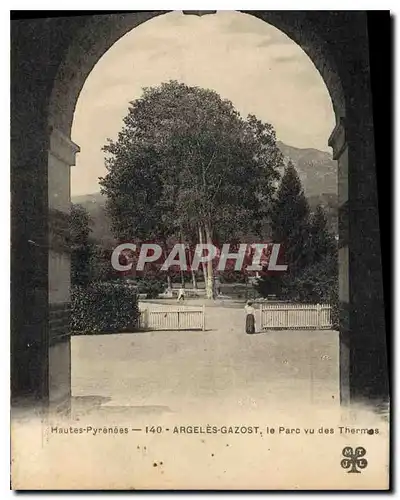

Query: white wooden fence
[[139, 306, 206, 331], [260, 303, 332, 330]]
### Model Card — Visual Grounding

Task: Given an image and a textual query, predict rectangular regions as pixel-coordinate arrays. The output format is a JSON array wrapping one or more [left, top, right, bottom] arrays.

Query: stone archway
[[47, 11, 346, 135], [10, 11, 388, 412]]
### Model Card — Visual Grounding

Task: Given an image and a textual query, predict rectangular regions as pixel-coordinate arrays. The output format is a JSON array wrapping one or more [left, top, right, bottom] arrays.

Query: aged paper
[[11, 10, 390, 490]]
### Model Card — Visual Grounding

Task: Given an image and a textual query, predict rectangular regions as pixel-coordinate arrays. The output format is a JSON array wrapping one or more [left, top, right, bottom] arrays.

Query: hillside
[[72, 141, 338, 244], [276, 141, 337, 197], [71, 192, 116, 248]]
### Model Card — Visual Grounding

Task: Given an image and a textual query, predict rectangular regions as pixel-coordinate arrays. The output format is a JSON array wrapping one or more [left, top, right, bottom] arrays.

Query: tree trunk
[[198, 224, 208, 290], [167, 274, 172, 292], [191, 269, 197, 289], [179, 229, 185, 288], [161, 237, 172, 292], [204, 222, 215, 300]]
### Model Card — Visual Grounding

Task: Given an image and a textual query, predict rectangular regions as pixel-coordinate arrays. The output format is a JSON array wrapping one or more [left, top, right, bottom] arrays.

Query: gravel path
[[71, 302, 339, 414]]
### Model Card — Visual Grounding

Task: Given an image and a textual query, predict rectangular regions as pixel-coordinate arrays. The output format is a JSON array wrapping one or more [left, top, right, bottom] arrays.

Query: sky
[[71, 10, 335, 196]]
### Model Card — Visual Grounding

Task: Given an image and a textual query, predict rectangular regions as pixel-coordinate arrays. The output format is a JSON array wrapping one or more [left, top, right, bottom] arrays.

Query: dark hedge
[[71, 282, 140, 334]]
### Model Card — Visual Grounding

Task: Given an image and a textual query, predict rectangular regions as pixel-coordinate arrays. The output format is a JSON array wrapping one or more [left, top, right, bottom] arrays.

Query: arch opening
[[48, 10, 345, 136], [12, 11, 388, 417], [53, 10, 347, 417]]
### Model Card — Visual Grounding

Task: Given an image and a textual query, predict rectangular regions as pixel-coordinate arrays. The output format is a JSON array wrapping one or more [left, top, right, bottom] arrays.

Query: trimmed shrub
[[71, 282, 140, 334], [136, 278, 167, 299]]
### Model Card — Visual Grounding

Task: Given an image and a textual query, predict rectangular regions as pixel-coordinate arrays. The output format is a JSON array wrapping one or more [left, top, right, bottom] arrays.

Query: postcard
[[10, 10, 390, 490]]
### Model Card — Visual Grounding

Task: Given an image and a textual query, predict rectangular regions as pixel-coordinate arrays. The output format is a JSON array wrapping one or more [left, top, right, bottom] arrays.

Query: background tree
[[292, 205, 338, 303], [255, 178, 338, 306], [307, 205, 336, 264], [70, 204, 94, 286], [89, 245, 117, 283], [255, 162, 310, 298], [100, 80, 283, 298], [71, 203, 119, 285]]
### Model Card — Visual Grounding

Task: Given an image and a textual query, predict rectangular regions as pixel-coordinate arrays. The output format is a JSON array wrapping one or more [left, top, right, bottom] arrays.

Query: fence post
[[317, 304, 322, 329], [202, 304, 206, 331], [141, 308, 146, 329]]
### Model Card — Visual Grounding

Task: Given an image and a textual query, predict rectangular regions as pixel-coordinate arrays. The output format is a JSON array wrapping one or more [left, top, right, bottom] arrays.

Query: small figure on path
[[245, 300, 256, 334], [177, 287, 185, 302]]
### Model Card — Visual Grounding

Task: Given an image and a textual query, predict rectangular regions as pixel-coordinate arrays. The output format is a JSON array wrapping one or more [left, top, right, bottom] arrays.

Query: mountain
[[71, 141, 338, 244], [276, 141, 337, 197], [276, 142, 338, 233]]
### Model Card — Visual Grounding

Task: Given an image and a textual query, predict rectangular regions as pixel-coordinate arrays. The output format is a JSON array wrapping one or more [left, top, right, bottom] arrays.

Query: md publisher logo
[[341, 446, 368, 474]]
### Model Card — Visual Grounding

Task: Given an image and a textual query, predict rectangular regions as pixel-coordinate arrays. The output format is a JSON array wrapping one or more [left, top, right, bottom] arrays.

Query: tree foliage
[[255, 164, 338, 306], [99, 80, 284, 297], [270, 161, 311, 275], [71, 203, 118, 285], [70, 204, 94, 286]]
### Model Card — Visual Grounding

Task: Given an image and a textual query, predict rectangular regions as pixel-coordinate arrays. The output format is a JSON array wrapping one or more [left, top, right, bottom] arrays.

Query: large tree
[[292, 205, 338, 304], [255, 162, 311, 298], [307, 204, 336, 264], [255, 171, 338, 305], [100, 80, 283, 298], [270, 161, 311, 274]]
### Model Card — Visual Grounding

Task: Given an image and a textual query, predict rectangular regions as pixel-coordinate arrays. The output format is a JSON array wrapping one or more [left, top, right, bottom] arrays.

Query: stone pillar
[[47, 126, 80, 413], [329, 116, 389, 408], [11, 19, 51, 405], [329, 118, 350, 404]]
